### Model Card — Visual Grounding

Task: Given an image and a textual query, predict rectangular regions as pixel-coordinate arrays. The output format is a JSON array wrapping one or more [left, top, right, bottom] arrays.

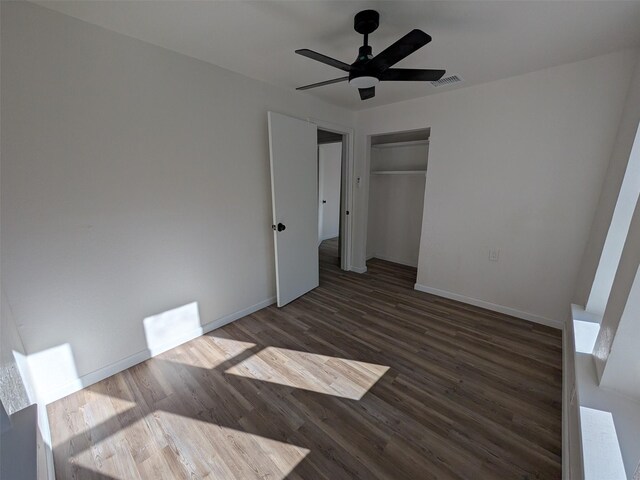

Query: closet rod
[[371, 139, 429, 149]]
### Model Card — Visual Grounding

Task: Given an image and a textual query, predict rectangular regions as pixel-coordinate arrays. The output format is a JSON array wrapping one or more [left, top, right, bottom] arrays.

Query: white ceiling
[[35, 1, 640, 111]]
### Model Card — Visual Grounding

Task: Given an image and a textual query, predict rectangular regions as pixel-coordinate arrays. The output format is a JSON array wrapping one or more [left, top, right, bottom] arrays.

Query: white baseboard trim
[[43, 349, 153, 405], [414, 283, 562, 330], [350, 265, 367, 274], [369, 253, 418, 268], [42, 296, 276, 405], [210, 296, 276, 328]]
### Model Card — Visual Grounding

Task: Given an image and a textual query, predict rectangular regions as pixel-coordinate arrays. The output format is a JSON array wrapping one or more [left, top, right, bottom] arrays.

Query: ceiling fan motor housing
[[354, 10, 379, 35], [350, 44, 377, 88], [356, 45, 373, 63]]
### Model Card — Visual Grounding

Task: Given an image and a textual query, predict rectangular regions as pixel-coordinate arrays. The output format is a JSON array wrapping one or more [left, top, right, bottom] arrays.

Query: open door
[[268, 112, 319, 306]]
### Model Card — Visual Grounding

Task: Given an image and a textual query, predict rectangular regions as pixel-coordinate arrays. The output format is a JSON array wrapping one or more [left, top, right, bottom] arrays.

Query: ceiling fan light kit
[[349, 76, 379, 88], [296, 9, 445, 100]]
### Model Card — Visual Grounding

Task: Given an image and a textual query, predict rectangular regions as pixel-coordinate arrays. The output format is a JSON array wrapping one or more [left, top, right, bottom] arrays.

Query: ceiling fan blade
[[295, 49, 352, 72], [366, 29, 431, 72], [379, 68, 445, 82], [296, 77, 349, 91], [359, 87, 375, 100]]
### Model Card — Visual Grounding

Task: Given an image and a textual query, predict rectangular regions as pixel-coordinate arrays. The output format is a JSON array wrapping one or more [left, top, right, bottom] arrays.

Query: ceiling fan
[[296, 9, 445, 100]]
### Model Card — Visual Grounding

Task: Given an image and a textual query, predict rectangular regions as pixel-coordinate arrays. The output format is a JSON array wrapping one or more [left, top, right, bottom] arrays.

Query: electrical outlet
[[489, 249, 499, 262]]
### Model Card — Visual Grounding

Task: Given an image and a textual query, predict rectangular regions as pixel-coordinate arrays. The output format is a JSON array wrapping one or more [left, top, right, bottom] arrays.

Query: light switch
[[489, 249, 499, 262]]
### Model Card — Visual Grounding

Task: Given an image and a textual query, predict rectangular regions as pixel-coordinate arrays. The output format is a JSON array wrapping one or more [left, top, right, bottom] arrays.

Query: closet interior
[[366, 128, 429, 273]]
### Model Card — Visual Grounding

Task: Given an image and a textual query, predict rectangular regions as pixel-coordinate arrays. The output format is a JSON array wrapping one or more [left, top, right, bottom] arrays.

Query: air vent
[[430, 75, 463, 87]]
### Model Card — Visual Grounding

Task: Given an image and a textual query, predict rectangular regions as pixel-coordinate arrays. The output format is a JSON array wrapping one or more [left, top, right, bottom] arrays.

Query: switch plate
[[489, 249, 499, 262]]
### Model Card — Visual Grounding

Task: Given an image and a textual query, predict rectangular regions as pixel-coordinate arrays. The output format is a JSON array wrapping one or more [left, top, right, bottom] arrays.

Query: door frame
[[311, 118, 354, 272]]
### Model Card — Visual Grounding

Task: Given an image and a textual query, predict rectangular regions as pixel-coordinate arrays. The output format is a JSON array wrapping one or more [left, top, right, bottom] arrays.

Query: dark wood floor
[[49, 244, 563, 479], [319, 236, 340, 267]]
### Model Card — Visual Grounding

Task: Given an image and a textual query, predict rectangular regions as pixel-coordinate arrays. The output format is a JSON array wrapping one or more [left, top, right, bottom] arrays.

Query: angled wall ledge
[[569, 305, 640, 480]]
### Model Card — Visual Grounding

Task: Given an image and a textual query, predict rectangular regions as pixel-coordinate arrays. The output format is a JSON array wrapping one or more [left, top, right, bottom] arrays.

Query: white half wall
[[0, 2, 354, 403], [574, 50, 640, 309], [353, 49, 638, 325], [593, 195, 640, 401], [0, 289, 53, 480]]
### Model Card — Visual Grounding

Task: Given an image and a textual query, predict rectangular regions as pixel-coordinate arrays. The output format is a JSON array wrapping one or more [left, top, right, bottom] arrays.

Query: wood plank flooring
[[49, 243, 562, 479], [318, 236, 340, 267]]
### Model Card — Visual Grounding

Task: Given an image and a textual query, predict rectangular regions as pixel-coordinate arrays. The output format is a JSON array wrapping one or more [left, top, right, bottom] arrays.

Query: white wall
[[367, 144, 428, 267], [0, 290, 52, 480], [0, 1, 354, 402], [370, 143, 428, 172], [586, 122, 640, 316], [353, 50, 638, 326], [575, 50, 640, 313], [0, 290, 31, 416], [318, 142, 341, 241], [593, 195, 640, 400]]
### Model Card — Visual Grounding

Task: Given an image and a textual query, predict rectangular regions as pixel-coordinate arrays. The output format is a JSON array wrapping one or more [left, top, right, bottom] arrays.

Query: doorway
[[365, 128, 430, 283], [317, 129, 344, 270], [268, 112, 354, 306]]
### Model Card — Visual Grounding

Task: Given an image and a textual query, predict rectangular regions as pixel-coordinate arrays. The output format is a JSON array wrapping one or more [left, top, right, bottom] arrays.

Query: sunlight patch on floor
[[83, 386, 137, 414], [170, 335, 258, 369], [580, 406, 627, 479], [225, 346, 389, 400], [72, 412, 309, 480], [206, 335, 257, 359]]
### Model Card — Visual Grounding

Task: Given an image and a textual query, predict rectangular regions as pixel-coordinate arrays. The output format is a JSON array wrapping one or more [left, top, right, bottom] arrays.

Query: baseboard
[[42, 296, 276, 405], [414, 283, 562, 330], [369, 253, 417, 268], [201, 296, 276, 335], [350, 265, 367, 274]]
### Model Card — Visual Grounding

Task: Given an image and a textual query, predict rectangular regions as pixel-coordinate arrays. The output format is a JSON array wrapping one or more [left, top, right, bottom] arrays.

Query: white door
[[317, 147, 324, 244], [268, 112, 319, 307], [318, 142, 342, 241]]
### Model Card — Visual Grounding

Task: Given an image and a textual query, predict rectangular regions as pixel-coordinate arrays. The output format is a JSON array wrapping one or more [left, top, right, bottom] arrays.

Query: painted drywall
[[0, 291, 30, 415], [370, 143, 429, 171], [353, 50, 638, 325], [0, 1, 354, 403], [593, 196, 640, 401], [367, 144, 428, 267], [574, 50, 640, 313], [1, 403, 38, 480], [318, 142, 342, 241], [0, 290, 53, 480], [586, 121, 640, 317]]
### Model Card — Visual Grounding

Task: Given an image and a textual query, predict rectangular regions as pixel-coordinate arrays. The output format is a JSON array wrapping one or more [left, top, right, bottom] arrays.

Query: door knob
[[277, 223, 286, 232], [322, 200, 327, 204]]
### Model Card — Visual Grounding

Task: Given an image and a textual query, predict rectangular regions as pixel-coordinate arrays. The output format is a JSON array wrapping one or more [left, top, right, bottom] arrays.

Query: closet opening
[[366, 128, 430, 283], [317, 129, 345, 272]]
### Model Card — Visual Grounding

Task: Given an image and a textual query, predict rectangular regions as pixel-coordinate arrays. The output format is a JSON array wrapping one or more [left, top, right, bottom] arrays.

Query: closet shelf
[[371, 140, 429, 149], [371, 170, 427, 175]]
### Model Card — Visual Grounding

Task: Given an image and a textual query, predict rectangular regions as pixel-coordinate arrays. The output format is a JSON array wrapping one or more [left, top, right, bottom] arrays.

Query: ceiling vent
[[430, 74, 463, 87]]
